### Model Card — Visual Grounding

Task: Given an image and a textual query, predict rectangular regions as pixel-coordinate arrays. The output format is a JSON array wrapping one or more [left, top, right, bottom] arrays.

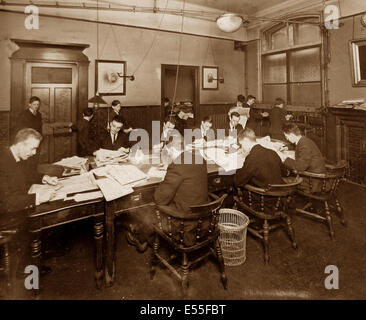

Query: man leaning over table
[[0, 128, 58, 214], [0, 128, 59, 276]]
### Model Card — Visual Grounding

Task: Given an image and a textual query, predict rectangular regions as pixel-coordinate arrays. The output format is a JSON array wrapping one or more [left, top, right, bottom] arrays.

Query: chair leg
[[324, 201, 335, 240], [263, 220, 270, 264], [285, 215, 297, 250], [181, 252, 189, 295], [335, 199, 347, 226], [150, 234, 159, 280], [215, 239, 227, 289]]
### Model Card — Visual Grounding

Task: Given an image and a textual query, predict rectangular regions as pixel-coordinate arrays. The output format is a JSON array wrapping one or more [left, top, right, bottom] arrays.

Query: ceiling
[[182, 0, 290, 16]]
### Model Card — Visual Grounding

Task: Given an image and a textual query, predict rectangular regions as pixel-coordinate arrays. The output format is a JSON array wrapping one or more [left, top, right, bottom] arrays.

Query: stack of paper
[[92, 165, 147, 186], [54, 156, 88, 169], [94, 148, 129, 167], [95, 178, 133, 202]]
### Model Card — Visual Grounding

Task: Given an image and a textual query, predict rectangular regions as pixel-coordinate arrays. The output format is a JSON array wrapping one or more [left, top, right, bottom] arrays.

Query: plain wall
[[328, 14, 366, 106], [0, 11, 245, 111]]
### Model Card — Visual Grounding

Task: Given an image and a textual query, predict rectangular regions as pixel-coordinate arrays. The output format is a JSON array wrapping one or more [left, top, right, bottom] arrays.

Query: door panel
[[26, 63, 77, 163]]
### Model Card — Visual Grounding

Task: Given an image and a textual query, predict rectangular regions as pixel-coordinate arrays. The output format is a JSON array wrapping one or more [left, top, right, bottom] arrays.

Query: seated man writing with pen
[[0, 128, 58, 214], [0, 128, 59, 276]]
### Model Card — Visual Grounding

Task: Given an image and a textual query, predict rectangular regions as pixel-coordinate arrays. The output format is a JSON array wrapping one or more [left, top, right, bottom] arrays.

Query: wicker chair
[[295, 160, 348, 240], [150, 193, 227, 296], [234, 177, 302, 264]]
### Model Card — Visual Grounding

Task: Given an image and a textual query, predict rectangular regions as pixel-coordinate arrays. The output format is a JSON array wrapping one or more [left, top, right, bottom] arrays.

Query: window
[[350, 39, 366, 86], [261, 16, 322, 107]]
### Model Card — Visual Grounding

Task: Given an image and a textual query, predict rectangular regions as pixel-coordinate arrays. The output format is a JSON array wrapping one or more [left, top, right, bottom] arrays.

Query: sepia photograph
[[1, 0, 366, 308]]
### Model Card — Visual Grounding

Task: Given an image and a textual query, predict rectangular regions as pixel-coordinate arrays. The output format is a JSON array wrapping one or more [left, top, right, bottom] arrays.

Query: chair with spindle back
[[234, 176, 303, 264], [150, 193, 227, 296], [295, 160, 348, 240]]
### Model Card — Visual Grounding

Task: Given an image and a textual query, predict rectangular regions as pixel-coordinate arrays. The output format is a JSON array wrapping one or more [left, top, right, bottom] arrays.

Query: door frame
[[161, 64, 200, 127]]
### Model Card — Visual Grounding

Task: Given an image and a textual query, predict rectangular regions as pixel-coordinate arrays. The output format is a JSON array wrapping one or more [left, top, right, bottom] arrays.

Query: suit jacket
[[154, 151, 208, 215], [97, 129, 132, 151], [284, 136, 325, 174], [0, 147, 37, 213], [234, 144, 286, 188], [77, 119, 94, 156], [284, 136, 325, 193], [191, 127, 215, 143], [17, 109, 42, 134], [225, 121, 243, 138], [245, 104, 262, 136], [270, 107, 286, 141]]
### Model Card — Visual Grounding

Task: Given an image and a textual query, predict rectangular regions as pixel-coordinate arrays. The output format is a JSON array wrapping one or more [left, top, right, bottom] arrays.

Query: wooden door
[[161, 65, 200, 127], [25, 62, 78, 163]]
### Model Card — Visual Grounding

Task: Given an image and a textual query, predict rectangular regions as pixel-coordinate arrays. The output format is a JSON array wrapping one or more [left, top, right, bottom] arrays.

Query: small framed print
[[95, 60, 126, 95], [202, 66, 219, 90]]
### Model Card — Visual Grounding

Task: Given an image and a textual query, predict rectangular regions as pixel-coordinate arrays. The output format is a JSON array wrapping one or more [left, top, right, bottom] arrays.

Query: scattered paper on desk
[[201, 148, 244, 171], [54, 156, 88, 169], [73, 191, 103, 202], [28, 184, 65, 202], [96, 177, 133, 201], [92, 164, 147, 186], [147, 166, 167, 180], [94, 148, 129, 167]]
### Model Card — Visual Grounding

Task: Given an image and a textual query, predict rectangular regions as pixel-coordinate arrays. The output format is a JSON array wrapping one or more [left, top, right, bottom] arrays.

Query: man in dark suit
[[234, 127, 286, 188], [245, 95, 269, 136], [77, 107, 95, 156], [127, 137, 209, 250], [102, 100, 133, 134], [225, 111, 242, 138], [0, 128, 57, 214], [189, 116, 215, 144], [97, 115, 132, 151], [17, 96, 43, 134], [283, 123, 326, 192], [270, 98, 287, 141]]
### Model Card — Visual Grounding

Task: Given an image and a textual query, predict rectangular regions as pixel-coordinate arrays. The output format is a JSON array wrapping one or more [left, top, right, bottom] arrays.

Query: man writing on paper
[[126, 137, 209, 251], [0, 128, 58, 214], [234, 128, 287, 188]]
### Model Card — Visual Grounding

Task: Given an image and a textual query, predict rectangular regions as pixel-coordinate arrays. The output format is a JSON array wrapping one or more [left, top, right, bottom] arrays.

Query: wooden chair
[[234, 177, 303, 264], [295, 161, 348, 240], [0, 227, 17, 297], [150, 193, 227, 296]]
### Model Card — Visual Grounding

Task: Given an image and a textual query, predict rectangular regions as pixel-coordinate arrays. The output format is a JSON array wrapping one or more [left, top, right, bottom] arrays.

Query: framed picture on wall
[[95, 60, 126, 95], [202, 66, 219, 90]]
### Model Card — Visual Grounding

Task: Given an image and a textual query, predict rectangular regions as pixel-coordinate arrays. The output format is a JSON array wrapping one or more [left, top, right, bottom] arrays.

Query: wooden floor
[[1, 181, 366, 300]]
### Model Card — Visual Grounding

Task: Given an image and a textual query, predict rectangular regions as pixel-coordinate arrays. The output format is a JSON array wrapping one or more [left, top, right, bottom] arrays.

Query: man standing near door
[[17, 96, 43, 134]]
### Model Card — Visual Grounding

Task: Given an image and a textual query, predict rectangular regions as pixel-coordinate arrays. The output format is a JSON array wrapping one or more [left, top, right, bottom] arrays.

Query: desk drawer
[[208, 174, 234, 192], [113, 186, 156, 213]]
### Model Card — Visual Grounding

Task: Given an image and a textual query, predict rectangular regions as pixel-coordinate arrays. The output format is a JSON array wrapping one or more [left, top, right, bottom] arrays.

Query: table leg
[[104, 202, 115, 287], [94, 215, 104, 289], [30, 233, 41, 295]]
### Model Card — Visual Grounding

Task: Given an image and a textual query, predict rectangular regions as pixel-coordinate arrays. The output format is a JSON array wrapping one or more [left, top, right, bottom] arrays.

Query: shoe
[[126, 231, 148, 253]]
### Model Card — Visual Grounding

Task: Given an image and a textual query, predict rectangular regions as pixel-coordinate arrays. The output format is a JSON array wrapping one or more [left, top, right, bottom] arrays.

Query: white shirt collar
[[10, 145, 20, 162], [29, 108, 37, 116]]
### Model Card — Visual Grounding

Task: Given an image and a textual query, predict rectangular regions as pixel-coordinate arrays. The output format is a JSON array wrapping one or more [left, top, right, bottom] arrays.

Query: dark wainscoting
[[0, 111, 10, 148]]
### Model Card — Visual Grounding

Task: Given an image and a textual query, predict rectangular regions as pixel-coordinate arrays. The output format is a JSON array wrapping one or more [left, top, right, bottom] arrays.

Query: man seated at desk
[[127, 137, 209, 251], [0, 128, 58, 214], [96, 115, 132, 152], [282, 123, 325, 193], [226, 111, 243, 137], [153, 115, 179, 150], [234, 127, 287, 188]]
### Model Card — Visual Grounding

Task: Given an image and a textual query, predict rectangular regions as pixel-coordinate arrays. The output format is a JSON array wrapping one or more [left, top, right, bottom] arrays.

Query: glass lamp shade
[[216, 14, 243, 33]]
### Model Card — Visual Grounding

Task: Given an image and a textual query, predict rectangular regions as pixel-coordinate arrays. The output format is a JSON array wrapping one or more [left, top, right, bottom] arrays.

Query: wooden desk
[[103, 160, 234, 286], [28, 197, 105, 291]]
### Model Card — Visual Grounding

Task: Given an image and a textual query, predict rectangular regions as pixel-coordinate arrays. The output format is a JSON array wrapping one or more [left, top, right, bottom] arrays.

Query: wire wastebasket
[[218, 209, 249, 266]]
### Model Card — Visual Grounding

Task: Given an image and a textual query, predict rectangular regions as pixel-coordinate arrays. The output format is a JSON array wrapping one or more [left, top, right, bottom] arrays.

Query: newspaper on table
[[94, 148, 129, 167], [54, 156, 88, 170], [200, 147, 245, 172], [28, 172, 99, 203]]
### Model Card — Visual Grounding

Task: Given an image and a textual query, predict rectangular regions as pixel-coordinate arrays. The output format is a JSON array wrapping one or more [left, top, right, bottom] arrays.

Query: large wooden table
[[29, 146, 294, 290]]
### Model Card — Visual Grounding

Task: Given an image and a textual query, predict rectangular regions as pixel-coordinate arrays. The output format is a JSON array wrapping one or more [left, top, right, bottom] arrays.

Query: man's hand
[[261, 111, 269, 117], [153, 142, 164, 150], [42, 175, 58, 186]]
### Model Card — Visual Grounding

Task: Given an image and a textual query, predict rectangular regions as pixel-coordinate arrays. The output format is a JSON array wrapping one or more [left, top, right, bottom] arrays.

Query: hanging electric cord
[[169, 0, 186, 117]]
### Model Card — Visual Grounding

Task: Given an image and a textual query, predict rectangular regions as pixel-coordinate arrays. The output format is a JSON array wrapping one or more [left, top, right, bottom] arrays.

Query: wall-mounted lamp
[[208, 73, 224, 84], [117, 73, 135, 81]]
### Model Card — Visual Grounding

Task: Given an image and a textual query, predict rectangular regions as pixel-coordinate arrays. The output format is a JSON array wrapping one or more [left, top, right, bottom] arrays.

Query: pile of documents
[[92, 165, 148, 201], [200, 148, 245, 172], [94, 148, 129, 167], [54, 156, 89, 175]]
